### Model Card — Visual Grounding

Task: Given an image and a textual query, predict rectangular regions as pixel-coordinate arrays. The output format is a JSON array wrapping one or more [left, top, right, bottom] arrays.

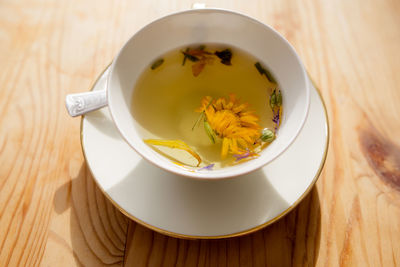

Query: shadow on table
[[53, 162, 321, 266], [123, 186, 321, 266], [53, 164, 128, 266]]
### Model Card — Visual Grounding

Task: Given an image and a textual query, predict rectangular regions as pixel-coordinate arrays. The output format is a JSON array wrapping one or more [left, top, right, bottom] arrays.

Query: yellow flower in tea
[[196, 94, 261, 159]]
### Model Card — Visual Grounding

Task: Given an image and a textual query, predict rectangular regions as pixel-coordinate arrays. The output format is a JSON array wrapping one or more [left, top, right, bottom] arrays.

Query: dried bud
[[261, 128, 275, 142]]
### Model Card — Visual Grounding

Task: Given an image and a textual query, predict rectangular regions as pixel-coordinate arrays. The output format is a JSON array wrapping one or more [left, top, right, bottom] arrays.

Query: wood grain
[[122, 188, 320, 267], [0, 0, 399, 266]]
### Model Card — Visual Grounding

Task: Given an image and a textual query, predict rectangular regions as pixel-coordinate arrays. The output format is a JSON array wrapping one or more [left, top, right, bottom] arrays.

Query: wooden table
[[1, 0, 399, 266]]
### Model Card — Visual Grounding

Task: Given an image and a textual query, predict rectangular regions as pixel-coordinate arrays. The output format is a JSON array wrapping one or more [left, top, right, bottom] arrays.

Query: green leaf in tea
[[204, 120, 216, 144], [254, 62, 276, 83], [255, 62, 265, 75], [151, 58, 164, 70], [215, 49, 232, 65], [260, 128, 275, 142], [182, 50, 200, 64], [182, 48, 190, 66], [264, 70, 277, 84]]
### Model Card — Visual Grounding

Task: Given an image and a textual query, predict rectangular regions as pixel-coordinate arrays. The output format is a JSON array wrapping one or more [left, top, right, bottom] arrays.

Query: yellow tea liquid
[[132, 44, 278, 168]]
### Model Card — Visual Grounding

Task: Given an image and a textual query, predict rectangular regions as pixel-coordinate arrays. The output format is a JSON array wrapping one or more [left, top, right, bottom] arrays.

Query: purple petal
[[199, 163, 215, 171], [233, 152, 250, 161], [233, 151, 258, 162], [272, 107, 281, 132]]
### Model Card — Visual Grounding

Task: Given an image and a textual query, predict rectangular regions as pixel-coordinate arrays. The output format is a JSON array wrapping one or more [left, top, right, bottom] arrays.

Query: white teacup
[[66, 8, 310, 179]]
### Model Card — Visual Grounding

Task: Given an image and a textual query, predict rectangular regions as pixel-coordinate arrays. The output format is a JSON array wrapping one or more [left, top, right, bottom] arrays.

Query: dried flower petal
[[233, 150, 259, 162], [215, 49, 232, 65], [272, 107, 281, 131], [199, 163, 214, 171], [196, 94, 261, 159], [221, 137, 230, 159], [186, 49, 212, 57], [144, 139, 202, 166], [192, 62, 206, 77]]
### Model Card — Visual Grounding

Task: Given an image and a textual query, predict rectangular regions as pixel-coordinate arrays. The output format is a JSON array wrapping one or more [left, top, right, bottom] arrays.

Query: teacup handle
[[65, 90, 107, 117]]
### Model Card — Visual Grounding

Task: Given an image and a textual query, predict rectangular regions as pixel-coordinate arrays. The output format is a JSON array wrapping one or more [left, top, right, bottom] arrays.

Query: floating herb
[[192, 113, 205, 130], [196, 94, 261, 159], [272, 107, 281, 131], [269, 88, 282, 132], [270, 90, 277, 109], [151, 58, 164, 70], [144, 139, 202, 166], [215, 49, 232, 65], [182, 47, 232, 76], [254, 62, 265, 75], [204, 121, 216, 144], [254, 62, 276, 83], [182, 50, 199, 63], [182, 48, 190, 66], [187, 49, 213, 57], [192, 61, 206, 77], [182, 49, 214, 77], [276, 90, 282, 106], [270, 89, 282, 109], [198, 163, 214, 171], [261, 128, 275, 142], [265, 71, 276, 84], [192, 98, 213, 130], [233, 150, 259, 162]]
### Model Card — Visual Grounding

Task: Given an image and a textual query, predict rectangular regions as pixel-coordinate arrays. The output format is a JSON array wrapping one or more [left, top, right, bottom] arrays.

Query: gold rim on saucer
[[79, 66, 329, 240]]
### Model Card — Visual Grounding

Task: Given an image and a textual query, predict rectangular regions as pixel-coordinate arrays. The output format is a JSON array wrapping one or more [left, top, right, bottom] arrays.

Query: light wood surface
[[1, 0, 399, 266]]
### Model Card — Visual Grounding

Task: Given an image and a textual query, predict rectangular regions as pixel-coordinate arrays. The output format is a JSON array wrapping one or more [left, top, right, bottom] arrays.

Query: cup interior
[[108, 9, 310, 179]]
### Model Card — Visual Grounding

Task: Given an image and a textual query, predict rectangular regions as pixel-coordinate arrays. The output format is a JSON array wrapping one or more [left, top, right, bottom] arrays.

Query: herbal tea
[[131, 44, 282, 170]]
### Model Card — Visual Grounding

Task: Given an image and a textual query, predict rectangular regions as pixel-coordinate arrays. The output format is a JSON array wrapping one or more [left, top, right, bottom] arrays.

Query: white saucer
[[81, 67, 329, 239]]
